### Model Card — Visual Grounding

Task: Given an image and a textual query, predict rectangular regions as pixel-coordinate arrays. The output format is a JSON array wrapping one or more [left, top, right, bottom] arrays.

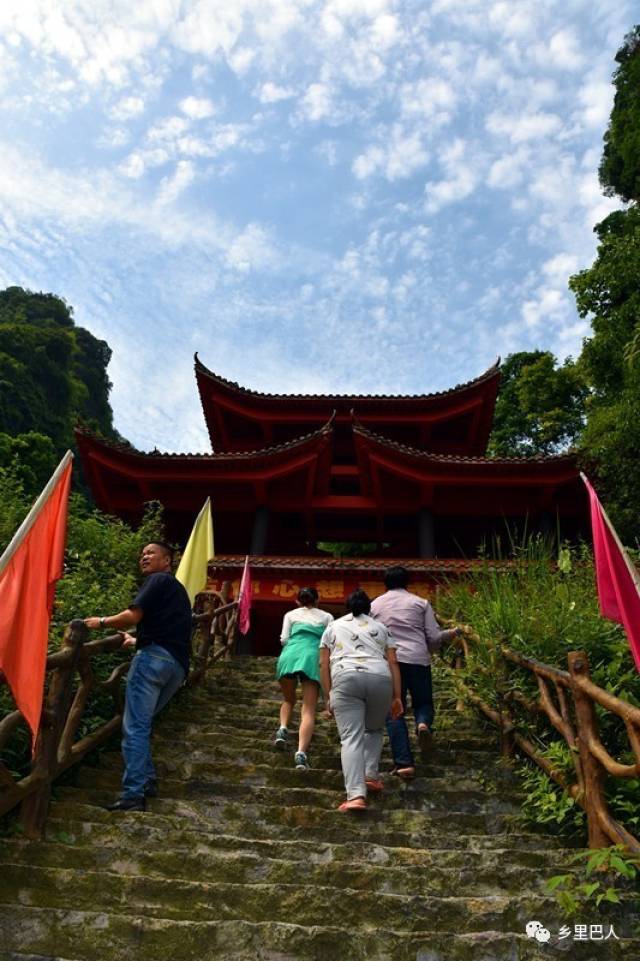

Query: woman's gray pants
[[330, 669, 393, 800]]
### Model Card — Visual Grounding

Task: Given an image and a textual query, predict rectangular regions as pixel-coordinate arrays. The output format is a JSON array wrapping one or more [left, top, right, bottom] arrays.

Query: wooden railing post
[[568, 651, 610, 849], [19, 619, 88, 839], [497, 657, 516, 761]]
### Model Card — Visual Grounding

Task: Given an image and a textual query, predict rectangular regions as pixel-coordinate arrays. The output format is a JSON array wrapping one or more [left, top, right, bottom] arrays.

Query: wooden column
[[250, 506, 270, 555], [419, 508, 435, 559]]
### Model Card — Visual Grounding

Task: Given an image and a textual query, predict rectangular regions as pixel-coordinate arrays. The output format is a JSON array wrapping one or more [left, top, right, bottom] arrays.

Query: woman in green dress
[[274, 587, 333, 771]]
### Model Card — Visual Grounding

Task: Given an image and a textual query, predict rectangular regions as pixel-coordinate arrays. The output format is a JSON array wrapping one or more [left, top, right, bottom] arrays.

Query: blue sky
[[0, 1, 634, 453]]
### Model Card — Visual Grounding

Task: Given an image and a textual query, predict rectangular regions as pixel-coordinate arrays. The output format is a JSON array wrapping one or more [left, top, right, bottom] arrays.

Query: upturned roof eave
[[194, 352, 501, 406]]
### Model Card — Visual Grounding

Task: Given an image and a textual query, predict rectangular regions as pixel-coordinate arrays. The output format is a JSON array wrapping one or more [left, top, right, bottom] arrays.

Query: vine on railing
[[0, 585, 238, 838], [451, 629, 640, 853]]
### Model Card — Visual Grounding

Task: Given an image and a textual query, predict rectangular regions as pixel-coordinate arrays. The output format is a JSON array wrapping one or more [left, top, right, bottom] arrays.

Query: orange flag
[[0, 452, 73, 742]]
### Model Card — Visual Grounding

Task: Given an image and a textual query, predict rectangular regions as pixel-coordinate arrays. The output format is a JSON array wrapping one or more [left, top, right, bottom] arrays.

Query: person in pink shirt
[[370, 566, 462, 778]]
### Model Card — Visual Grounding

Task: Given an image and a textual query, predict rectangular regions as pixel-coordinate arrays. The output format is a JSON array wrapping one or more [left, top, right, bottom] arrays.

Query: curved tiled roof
[[194, 352, 501, 403], [74, 415, 334, 463], [352, 419, 577, 470], [208, 553, 513, 574]]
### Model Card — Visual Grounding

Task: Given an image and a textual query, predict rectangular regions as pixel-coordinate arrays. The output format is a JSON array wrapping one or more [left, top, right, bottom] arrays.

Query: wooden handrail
[[0, 584, 239, 837], [450, 630, 640, 853]]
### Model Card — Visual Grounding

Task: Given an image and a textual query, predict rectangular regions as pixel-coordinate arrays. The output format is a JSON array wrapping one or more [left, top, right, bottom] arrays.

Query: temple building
[[76, 354, 588, 652]]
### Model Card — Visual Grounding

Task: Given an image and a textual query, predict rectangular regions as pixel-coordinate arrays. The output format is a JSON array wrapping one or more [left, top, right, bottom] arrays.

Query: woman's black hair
[[346, 589, 371, 617], [298, 586, 318, 606], [384, 565, 409, 590]]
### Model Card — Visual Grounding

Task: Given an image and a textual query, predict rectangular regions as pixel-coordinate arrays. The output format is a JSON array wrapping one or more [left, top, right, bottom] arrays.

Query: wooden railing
[[0, 586, 238, 838], [451, 629, 640, 853]]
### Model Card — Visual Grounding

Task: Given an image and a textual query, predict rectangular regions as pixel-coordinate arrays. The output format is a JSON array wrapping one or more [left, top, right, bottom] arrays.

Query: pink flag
[[238, 555, 252, 635], [581, 473, 640, 672]]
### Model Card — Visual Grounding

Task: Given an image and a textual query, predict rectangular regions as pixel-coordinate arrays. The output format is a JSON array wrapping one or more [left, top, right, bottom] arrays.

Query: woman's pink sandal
[[338, 798, 367, 812], [365, 778, 384, 793]]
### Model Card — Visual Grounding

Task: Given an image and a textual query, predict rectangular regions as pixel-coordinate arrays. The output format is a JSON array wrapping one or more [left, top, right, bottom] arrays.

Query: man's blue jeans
[[121, 644, 185, 800], [386, 662, 434, 768]]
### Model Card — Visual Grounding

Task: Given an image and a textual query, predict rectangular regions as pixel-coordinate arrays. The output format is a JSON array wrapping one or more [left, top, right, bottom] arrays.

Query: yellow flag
[[176, 497, 214, 606]]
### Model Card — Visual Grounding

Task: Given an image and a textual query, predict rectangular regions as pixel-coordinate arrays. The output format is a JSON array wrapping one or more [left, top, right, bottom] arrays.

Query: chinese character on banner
[[558, 926, 572, 940], [412, 582, 432, 599], [604, 926, 619, 941], [272, 582, 299, 598], [316, 580, 344, 600], [359, 581, 384, 598], [574, 925, 589, 941]]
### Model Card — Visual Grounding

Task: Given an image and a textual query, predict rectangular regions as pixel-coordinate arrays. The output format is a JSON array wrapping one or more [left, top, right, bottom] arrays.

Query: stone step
[[4, 863, 619, 933], [139, 742, 503, 779], [0, 837, 570, 897], [91, 752, 520, 793], [48, 794, 526, 840], [70, 771, 524, 813], [44, 807, 572, 853], [96, 744, 497, 781], [149, 724, 501, 759], [0, 907, 632, 961], [40, 818, 574, 862]]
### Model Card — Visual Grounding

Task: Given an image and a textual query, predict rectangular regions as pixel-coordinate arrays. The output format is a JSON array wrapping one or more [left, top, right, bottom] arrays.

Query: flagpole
[[0, 451, 73, 578], [580, 472, 640, 593]]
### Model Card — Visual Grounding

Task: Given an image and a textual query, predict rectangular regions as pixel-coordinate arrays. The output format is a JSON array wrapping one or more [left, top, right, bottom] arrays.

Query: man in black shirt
[[85, 542, 192, 811]]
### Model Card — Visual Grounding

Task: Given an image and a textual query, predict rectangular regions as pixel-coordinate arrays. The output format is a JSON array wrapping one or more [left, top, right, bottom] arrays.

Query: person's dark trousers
[[386, 662, 435, 768], [121, 644, 186, 801]]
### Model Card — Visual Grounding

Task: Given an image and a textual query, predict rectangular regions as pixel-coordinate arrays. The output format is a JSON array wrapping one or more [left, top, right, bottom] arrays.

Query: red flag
[[238, 555, 252, 635], [581, 473, 640, 672], [0, 452, 73, 741]]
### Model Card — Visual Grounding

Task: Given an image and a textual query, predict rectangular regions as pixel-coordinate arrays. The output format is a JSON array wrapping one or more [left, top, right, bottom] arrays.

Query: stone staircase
[[0, 656, 635, 960]]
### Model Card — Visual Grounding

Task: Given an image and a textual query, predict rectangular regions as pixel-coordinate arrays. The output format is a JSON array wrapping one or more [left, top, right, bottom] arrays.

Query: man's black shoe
[[144, 779, 159, 798], [105, 796, 146, 812]]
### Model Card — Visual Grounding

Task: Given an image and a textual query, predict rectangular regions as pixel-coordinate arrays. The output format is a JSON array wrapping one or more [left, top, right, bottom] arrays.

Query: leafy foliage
[[0, 431, 57, 494], [0, 287, 118, 480], [546, 846, 640, 917], [488, 351, 587, 456], [599, 26, 640, 203], [438, 537, 640, 840], [569, 200, 640, 545]]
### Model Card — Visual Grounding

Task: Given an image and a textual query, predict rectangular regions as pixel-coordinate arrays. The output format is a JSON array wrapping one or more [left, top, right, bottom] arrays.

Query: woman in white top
[[274, 587, 333, 771], [320, 589, 403, 812]]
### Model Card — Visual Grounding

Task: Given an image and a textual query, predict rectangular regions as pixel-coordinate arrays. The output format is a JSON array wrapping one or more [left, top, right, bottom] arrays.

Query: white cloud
[[256, 81, 294, 103], [353, 127, 429, 181], [546, 29, 584, 71], [424, 139, 479, 213], [156, 160, 195, 207], [399, 77, 457, 124], [226, 222, 276, 272], [578, 80, 614, 130], [521, 287, 569, 329], [180, 96, 216, 119], [301, 82, 333, 121], [486, 111, 562, 143], [109, 95, 144, 121], [487, 147, 530, 189]]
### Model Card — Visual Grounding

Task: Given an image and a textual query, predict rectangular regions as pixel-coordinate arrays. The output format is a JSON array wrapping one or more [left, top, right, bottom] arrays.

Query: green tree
[[0, 432, 57, 495], [0, 287, 117, 458], [599, 26, 640, 203], [570, 26, 640, 543], [488, 351, 586, 456]]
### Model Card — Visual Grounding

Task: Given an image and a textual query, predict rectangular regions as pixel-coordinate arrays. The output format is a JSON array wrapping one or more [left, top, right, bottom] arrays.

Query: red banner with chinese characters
[[207, 573, 438, 604]]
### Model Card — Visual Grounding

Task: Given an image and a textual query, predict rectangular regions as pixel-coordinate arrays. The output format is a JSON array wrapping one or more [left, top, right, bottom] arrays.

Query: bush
[[438, 536, 640, 836]]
